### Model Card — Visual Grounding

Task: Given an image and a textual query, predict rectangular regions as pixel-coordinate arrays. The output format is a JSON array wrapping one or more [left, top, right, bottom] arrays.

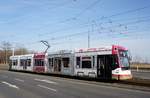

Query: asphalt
[[132, 70, 150, 79], [0, 70, 150, 98]]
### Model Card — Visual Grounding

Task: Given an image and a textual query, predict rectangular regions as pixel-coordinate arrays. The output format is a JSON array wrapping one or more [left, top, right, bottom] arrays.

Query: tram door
[[23, 64, 27, 70], [54, 58, 61, 72], [21, 59, 27, 70], [97, 55, 112, 79]]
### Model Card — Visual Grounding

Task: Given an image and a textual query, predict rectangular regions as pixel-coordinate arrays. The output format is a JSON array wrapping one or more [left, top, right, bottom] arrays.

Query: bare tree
[[0, 41, 34, 64], [0, 41, 12, 64], [15, 47, 30, 55]]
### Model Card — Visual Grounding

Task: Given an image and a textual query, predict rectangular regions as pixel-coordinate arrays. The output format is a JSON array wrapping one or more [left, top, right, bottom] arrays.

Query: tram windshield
[[119, 50, 130, 69]]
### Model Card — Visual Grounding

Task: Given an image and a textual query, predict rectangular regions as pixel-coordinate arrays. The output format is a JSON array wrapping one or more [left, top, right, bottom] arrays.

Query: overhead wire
[[1, 0, 73, 25], [29, 15, 150, 46], [38, 0, 102, 36], [38, 4, 150, 37], [100, 5, 150, 19], [21, 3, 150, 49], [41, 15, 150, 42], [72, 0, 102, 19]]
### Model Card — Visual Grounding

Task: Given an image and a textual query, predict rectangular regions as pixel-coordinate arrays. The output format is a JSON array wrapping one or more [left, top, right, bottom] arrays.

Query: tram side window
[[12, 60, 18, 66], [27, 59, 31, 66], [76, 57, 81, 68], [41, 60, 44, 66], [93, 56, 95, 68], [35, 59, 44, 66], [20, 59, 24, 66], [48, 58, 53, 67], [20, 59, 31, 66], [62, 58, 69, 68], [82, 57, 92, 68]]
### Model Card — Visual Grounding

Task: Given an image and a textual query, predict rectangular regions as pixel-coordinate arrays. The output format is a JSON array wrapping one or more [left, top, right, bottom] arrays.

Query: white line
[[37, 85, 57, 92], [15, 78, 24, 82], [34, 78, 57, 84], [2, 81, 19, 89]]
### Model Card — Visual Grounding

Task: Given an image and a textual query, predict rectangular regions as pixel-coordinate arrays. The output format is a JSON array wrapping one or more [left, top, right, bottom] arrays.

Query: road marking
[[2, 81, 19, 89], [37, 84, 57, 92], [34, 78, 57, 84], [15, 78, 24, 82]]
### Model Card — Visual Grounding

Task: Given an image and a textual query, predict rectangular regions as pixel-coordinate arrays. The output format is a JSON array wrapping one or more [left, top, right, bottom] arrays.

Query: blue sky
[[0, 0, 150, 62]]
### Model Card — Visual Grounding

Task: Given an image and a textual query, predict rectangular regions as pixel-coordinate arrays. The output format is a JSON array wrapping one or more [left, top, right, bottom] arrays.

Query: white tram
[[9, 54, 34, 71], [48, 50, 74, 75], [9, 45, 132, 80]]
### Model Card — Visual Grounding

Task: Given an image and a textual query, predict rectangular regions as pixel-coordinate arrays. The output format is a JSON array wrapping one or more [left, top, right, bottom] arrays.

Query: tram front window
[[119, 50, 130, 69]]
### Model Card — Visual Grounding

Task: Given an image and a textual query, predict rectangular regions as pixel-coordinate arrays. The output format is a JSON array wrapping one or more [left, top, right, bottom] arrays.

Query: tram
[[9, 45, 132, 80]]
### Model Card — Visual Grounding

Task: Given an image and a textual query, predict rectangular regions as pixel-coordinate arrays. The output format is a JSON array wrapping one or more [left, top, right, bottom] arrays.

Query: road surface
[[132, 70, 150, 79], [0, 70, 150, 98]]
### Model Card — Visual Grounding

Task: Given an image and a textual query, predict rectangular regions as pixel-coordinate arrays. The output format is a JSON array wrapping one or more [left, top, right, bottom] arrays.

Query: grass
[[131, 64, 150, 68], [131, 63, 150, 70]]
